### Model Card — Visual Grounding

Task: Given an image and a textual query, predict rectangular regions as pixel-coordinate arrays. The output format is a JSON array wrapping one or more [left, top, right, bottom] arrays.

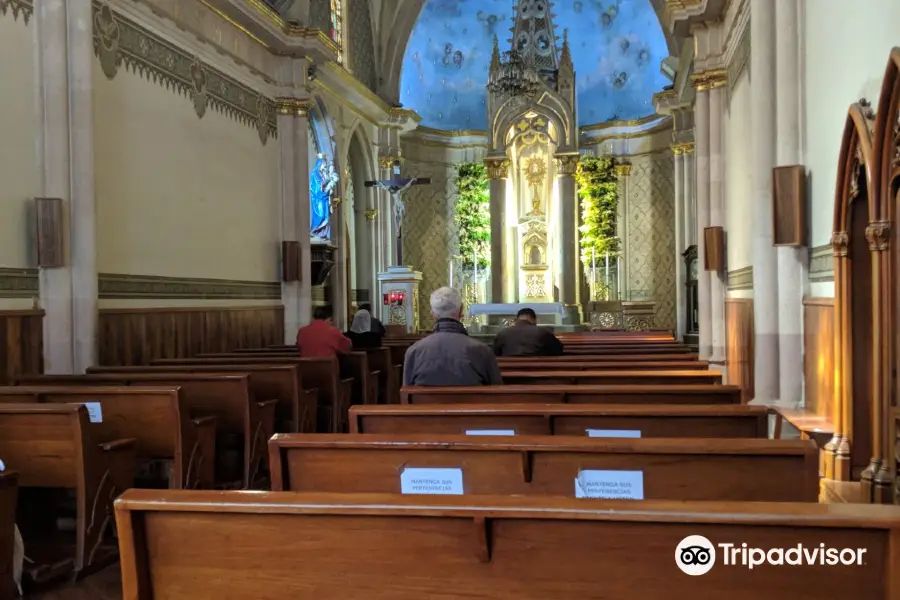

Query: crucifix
[[364, 159, 431, 265]]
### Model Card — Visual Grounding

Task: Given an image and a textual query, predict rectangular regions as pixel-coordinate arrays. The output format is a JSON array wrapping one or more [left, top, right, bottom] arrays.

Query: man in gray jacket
[[403, 286, 503, 386]]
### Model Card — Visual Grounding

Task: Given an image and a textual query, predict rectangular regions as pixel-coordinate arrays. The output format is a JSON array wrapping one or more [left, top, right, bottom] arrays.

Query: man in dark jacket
[[403, 287, 503, 386], [492, 308, 564, 356], [359, 303, 386, 336]]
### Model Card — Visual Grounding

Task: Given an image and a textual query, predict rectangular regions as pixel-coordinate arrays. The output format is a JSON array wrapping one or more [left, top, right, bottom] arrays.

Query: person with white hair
[[402, 286, 502, 386]]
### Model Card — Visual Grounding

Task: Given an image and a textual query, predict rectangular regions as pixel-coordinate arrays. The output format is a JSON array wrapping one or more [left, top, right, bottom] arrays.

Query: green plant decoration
[[576, 154, 620, 265], [453, 163, 491, 270]]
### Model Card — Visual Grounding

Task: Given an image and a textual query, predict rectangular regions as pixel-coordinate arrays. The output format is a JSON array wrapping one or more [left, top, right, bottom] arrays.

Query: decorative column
[[379, 155, 398, 266], [672, 146, 686, 341], [708, 78, 727, 364], [692, 81, 712, 360], [485, 157, 509, 303], [750, 0, 780, 402], [36, 0, 97, 373], [615, 162, 631, 299], [683, 144, 696, 248], [275, 94, 314, 340], [775, 0, 803, 408], [364, 207, 379, 300], [556, 154, 580, 319]]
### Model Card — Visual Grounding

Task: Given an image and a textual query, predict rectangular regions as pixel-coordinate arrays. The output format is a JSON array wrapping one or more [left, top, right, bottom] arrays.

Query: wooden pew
[[499, 360, 709, 371], [0, 471, 16, 600], [362, 347, 401, 404], [153, 357, 352, 433], [13, 374, 273, 489], [563, 345, 691, 355], [498, 353, 700, 362], [349, 404, 769, 439], [116, 489, 900, 599], [402, 385, 742, 405], [86, 364, 317, 434], [501, 370, 722, 386], [0, 404, 135, 582], [114, 491, 900, 600], [0, 386, 215, 490], [203, 351, 378, 408], [269, 434, 818, 502]]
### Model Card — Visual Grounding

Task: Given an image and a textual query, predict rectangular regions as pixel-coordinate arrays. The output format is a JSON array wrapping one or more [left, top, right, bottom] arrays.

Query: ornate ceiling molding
[[0, 0, 32, 23]]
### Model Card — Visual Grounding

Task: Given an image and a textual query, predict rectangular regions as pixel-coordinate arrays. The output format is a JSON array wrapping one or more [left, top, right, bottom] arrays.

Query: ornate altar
[[376, 266, 422, 333]]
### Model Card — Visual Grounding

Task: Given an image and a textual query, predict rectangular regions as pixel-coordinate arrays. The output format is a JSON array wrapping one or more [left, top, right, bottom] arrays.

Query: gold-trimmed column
[[275, 94, 315, 339], [614, 161, 632, 303], [557, 153, 580, 318], [485, 156, 510, 303], [690, 71, 712, 360], [707, 71, 727, 366], [672, 144, 686, 341], [829, 231, 850, 480]]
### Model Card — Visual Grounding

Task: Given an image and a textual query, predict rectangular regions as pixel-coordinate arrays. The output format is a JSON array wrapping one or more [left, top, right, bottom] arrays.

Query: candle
[[605, 251, 610, 296], [449, 260, 454, 287], [473, 247, 479, 303], [591, 247, 596, 300]]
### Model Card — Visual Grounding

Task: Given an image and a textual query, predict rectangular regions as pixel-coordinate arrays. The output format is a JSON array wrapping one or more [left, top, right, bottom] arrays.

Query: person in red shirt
[[296, 305, 352, 357]]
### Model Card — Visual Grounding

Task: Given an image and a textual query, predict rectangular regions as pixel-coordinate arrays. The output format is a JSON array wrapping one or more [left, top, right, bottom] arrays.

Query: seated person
[[296, 305, 352, 357], [403, 286, 502, 386], [359, 302, 386, 336], [345, 309, 383, 349], [493, 307, 564, 356]]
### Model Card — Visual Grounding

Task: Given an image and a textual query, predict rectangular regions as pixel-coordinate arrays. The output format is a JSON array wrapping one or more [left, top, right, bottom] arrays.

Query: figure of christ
[[364, 161, 431, 265]]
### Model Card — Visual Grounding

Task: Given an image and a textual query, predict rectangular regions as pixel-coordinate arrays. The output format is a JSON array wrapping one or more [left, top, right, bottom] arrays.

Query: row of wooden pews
[[3, 330, 899, 597]]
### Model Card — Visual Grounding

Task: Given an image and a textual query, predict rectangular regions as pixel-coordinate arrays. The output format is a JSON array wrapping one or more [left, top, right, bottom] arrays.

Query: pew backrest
[[349, 404, 769, 438], [114, 490, 900, 600], [401, 385, 742, 405], [268, 433, 818, 502], [0, 470, 16, 600], [501, 370, 723, 386]]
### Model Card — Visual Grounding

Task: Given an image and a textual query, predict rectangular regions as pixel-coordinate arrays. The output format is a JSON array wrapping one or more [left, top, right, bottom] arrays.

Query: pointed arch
[[872, 47, 900, 504], [828, 101, 877, 487]]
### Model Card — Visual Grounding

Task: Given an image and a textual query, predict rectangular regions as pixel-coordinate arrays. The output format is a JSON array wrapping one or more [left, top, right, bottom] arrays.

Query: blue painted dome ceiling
[[400, 0, 671, 131]]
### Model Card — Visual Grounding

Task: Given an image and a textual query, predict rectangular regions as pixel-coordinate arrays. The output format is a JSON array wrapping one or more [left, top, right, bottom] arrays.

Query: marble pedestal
[[377, 266, 423, 333]]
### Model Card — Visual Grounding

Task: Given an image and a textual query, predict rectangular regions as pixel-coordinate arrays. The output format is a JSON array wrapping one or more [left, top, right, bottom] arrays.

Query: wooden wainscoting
[[98, 305, 284, 366], [803, 297, 835, 426], [725, 298, 754, 403], [0, 310, 44, 384]]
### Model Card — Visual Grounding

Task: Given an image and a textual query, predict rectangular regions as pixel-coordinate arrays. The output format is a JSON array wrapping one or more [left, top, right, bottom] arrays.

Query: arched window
[[330, 0, 343, 63]]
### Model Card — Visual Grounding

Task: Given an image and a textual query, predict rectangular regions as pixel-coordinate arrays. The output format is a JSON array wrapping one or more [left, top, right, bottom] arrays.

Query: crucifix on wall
[[364, 160, 431, 265]]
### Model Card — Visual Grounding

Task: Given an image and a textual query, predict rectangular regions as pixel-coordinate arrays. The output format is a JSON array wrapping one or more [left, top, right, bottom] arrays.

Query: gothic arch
[[491, 97, 574, 154], [829, 101, 877, 487], [346, 125, 378, 301], [872, 47, 900, 503]]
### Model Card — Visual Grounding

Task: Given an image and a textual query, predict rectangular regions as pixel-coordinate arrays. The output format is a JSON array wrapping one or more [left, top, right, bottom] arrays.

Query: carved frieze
[[0, 0, 32, 24], [92, 1, 277, 144]]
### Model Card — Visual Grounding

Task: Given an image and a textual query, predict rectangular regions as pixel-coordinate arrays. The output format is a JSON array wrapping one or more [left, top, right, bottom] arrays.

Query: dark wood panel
[[803, 297, 835, 426], [98, 305, 283, 366], [725, 298, 753, 403], [0, 310, 44, 384]]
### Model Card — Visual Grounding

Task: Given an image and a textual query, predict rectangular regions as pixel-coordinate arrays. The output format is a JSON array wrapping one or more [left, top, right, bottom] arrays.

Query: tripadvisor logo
[[675, 535, 868, 575]]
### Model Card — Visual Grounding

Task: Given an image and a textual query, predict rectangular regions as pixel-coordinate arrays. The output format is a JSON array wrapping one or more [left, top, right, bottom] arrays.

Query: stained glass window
[[330, 0, 343, 63]]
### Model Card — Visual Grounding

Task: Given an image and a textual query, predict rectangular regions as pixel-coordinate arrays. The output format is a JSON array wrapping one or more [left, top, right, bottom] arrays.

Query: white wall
[[802, 0, 900, 249], [725, 70, 752, 273], [93, 63, 280, 283], [0, 12, 37, 271]]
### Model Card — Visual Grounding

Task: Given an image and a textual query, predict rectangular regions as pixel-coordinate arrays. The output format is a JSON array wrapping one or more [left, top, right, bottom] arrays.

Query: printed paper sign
[[82, 402, 103, 423], [575, 470, 644, 500], [465, 429, 516, 436], [400, 467, 464, 495], [586, 429, 641, 438]]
